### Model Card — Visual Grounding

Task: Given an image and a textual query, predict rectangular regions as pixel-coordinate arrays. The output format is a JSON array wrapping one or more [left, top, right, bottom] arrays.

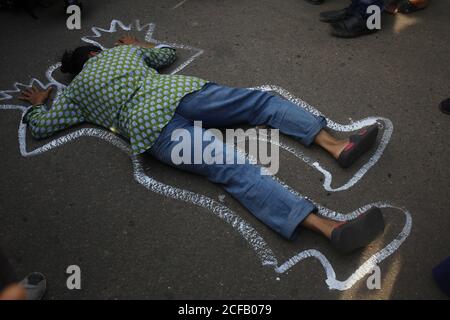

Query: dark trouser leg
[[351, 0, 385, 17], [0, 247, 18, 292]]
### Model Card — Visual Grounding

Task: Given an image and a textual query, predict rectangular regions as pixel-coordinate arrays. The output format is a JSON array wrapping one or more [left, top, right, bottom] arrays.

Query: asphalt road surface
[[0, 0, 449, 299]]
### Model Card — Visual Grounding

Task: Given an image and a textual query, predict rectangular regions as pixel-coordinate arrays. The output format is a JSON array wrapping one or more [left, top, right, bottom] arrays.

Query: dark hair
[[61, 45, 101, 76]]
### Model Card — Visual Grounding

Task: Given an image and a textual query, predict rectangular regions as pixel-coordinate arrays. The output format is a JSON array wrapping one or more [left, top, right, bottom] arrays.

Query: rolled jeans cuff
[[281, 200, 317, 240], [302, 115, 327, 146]]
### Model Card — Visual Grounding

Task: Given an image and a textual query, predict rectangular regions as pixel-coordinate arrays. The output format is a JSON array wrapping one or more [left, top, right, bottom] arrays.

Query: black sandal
[[337, 125, 379, 169], [331, 207, 385, 254]]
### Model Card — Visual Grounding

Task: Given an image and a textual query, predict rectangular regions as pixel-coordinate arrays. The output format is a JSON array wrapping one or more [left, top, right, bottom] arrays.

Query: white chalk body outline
[[0, 20, 412, 291]]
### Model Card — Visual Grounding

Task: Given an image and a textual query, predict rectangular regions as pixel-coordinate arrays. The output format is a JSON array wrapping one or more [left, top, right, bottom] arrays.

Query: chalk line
[[172, 0, 188, 10], [78, 19, 395, 192], [1, 101, 412, 290], [81, 19, 204, 75], [0, 19, 410, 290], [0, 96, 410, 291], [250, 85, 393, 192]]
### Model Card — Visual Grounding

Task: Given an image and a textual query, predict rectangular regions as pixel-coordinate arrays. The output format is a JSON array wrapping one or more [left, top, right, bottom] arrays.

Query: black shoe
[[320, 7, 353, 23], [337, 125, 379, 169], [439, 98, 450, 115], [330, 12, 378, 38], [331, 207, 385, 254], [305, 0, 324, 5]]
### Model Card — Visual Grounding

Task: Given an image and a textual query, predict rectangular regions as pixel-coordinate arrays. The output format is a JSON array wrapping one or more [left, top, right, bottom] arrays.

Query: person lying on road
[[19, 35, 385, 254]]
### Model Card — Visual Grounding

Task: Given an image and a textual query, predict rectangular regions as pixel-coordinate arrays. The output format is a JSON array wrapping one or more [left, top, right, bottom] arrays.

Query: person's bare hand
[[115, 34, 141, 46], [19, 86, 53, 106]]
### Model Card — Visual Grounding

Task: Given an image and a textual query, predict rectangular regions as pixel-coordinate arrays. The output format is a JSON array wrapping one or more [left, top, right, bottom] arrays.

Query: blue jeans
[[147, 83, 327, 239], [351, 0, 384, 18]]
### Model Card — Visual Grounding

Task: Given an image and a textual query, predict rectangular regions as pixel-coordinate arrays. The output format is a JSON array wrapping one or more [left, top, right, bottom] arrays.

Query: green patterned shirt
[[24, 45, 208, 154]]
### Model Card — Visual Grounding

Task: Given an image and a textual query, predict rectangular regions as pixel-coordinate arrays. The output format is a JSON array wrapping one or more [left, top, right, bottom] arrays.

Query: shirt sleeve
[[141, 47, 177, 70], [23, 89, 85, 139]]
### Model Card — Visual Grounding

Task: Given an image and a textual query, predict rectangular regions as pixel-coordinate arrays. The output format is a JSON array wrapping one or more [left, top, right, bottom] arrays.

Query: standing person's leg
[[147, 114, 384, 252], [351, 0, 384, 17], [177, 83, 379, 168], [0, 247, 24, 300]]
